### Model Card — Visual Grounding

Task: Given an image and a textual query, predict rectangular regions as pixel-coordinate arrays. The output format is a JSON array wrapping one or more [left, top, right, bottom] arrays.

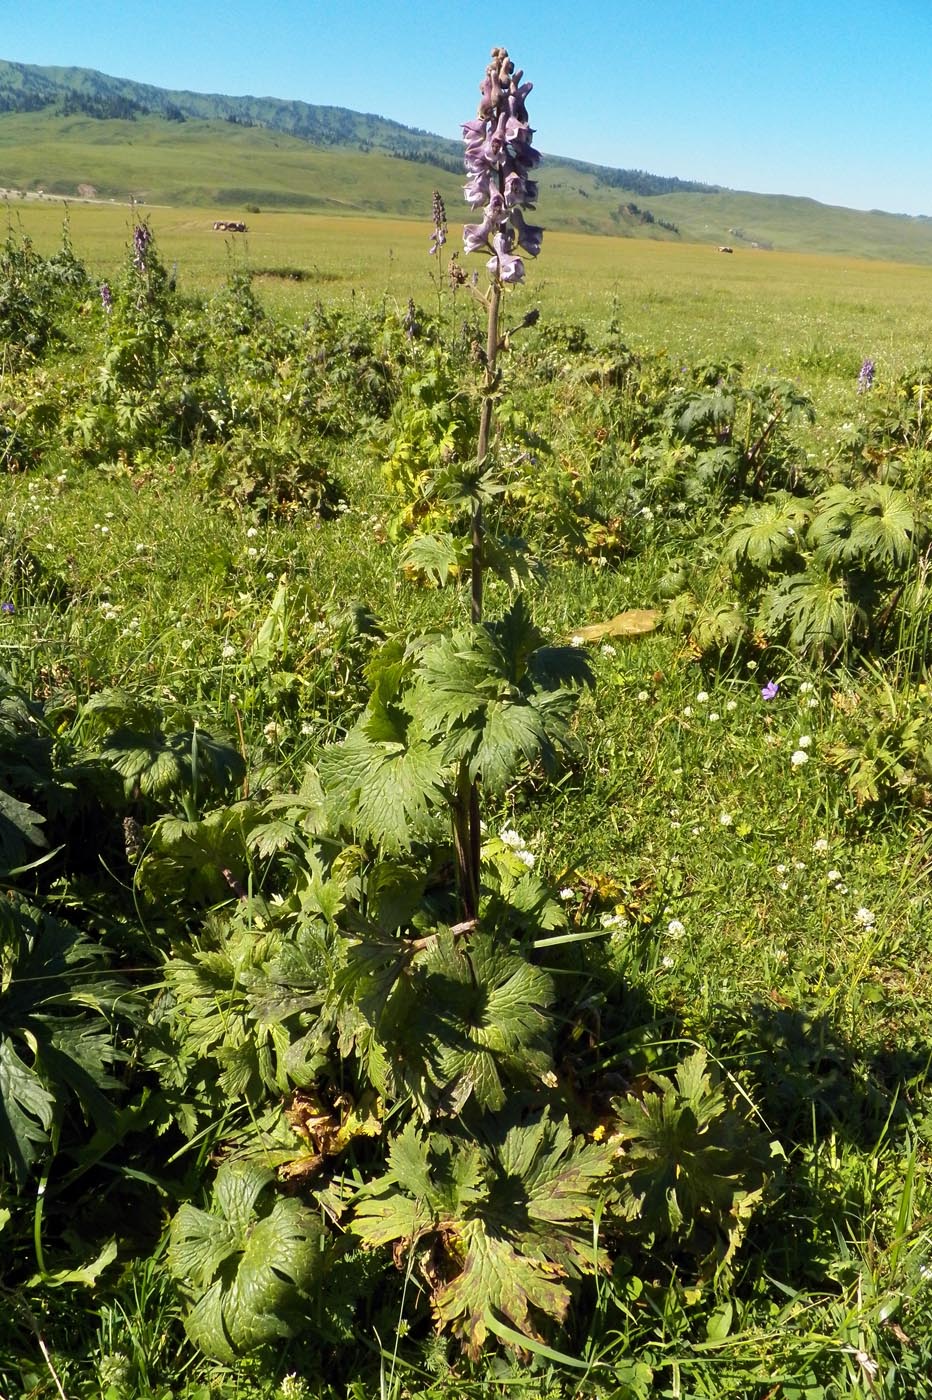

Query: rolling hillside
[[3, 58, 932, 263]]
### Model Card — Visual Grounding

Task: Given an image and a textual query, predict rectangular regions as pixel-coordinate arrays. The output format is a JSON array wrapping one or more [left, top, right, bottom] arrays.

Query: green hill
[[3, 58, 932, 263]]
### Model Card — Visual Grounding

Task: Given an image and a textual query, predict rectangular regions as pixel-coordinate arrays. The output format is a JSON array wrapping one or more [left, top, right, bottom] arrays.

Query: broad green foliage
[[669, 478, 929, 662], [7, 208, 932, 1400], [321, 597, 591, 856], [352, 1113, 611, 1357], [168, 1158, 325, 1361], [333, 928, 556, 1113], [0, 894, 128, 1180], [612, 1050, 773, 1272]]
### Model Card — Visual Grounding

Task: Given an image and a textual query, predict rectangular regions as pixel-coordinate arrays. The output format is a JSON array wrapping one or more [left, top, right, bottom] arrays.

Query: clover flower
[[462, 46, 543, 285], [857, 358, 875, 393], [429, 190, 447, 255]]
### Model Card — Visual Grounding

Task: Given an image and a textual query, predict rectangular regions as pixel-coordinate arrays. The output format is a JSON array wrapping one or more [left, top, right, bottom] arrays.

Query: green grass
[[3, 214, 932, 1399]]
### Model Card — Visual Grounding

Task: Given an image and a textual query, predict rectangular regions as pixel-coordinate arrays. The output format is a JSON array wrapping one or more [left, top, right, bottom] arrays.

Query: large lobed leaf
[[169, 1158, 325, 1362]]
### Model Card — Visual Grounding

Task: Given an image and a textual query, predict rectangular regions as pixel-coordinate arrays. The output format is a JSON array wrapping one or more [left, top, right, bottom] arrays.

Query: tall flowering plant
[[461, 46, 543, 626], [450, 47, 546, 916]]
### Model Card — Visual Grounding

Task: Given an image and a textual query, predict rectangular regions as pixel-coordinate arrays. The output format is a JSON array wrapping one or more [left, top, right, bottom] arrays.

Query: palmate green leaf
[[169, 1158, 324, 1363], [401, 531, 465, 587], [417, 931, 555, 1112], [848, 483, 924, 570], [169, 1203, 241, 1289], [611, 1048, 770, 1269], [759, 569, 869, 657], [352, 1112, 610, 1359], [407, 597, 591, 796], [321, 727, 445, 853], [434, 1219, 569, 1358], [135, 802, 261, 907], [725, 494, 812, 575]]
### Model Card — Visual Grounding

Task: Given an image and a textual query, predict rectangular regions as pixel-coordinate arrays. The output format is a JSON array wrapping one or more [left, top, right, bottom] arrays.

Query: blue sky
[[4, 0, 932, 215]]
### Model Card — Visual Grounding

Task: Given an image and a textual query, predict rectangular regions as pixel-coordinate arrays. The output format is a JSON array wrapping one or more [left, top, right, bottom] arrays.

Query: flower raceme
[[462, 46, 543, 285]]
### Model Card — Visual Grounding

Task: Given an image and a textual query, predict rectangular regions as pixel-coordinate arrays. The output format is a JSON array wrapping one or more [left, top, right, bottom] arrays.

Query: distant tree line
[[614, 201, 679, 234], [595, 168, 719, 196], [388, 147, 464, 175]]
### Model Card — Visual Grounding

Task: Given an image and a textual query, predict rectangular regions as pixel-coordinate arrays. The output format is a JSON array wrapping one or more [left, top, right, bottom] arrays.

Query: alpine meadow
[[4, 43, 932, 1400]]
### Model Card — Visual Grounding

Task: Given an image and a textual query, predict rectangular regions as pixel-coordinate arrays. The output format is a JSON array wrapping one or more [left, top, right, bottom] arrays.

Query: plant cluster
[[3, 54, 932, 1400]]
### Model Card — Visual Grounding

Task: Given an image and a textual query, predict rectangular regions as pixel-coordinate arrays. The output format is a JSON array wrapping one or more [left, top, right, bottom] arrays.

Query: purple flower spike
[[99, 281, 113, 313], [761, 680, 779, 700], [132, 223, 152, 275], [429, 190, 447, 255], [857, 357, 875, 393], [462, 46, 543, 286]]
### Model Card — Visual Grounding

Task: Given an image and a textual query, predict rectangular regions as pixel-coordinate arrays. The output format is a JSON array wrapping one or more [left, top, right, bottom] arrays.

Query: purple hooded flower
[[462, 46, 543, 285], [99, 281, 113, 313], [857, 357, 875, 393], [429, 190, 447, 255], [132, 223, 152, 275]]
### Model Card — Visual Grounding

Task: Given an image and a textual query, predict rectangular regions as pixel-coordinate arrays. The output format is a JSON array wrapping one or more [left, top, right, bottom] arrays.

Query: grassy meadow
[[2, 204, 932, 1400]]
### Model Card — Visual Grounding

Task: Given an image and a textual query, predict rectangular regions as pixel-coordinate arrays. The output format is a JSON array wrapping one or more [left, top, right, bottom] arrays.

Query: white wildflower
[[696, 691, 709, 704], [719, 812, 734, 826], [246, 526, 258, 538], [813, 838, 829, 853], [500, 828, 523, 848], [637, 690, 649, 702], [827, 869, 843, 883], [799, 681, 814, 694], [798, 734, 812, 748], [222, 644, 236, 659], [854, 906, 876, 927], [559, 887, 575, 901], [682, 706, 693, 718], [725, 699, 737, 711], [600, 643, 616, 657], [667, 919, 685, 937], [791, 749, 808, 767]]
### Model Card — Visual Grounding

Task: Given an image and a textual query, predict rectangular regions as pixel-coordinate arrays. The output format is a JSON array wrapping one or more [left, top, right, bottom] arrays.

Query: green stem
[[452, 760, 478, 921], [471, 280, 501, 625]]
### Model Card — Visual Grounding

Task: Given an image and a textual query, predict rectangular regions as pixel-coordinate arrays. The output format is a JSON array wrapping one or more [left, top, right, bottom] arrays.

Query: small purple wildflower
[[761, 679, 779, 700], [462, 46, 542, 286], [429, 190, 447, 255], [857, 358, 875, 393], [99, 281, 113, 313], [1, 601, 15, 615]]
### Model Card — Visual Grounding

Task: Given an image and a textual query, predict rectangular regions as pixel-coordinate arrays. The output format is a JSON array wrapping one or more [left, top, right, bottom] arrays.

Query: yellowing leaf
[[569, 609, 660, 642]]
